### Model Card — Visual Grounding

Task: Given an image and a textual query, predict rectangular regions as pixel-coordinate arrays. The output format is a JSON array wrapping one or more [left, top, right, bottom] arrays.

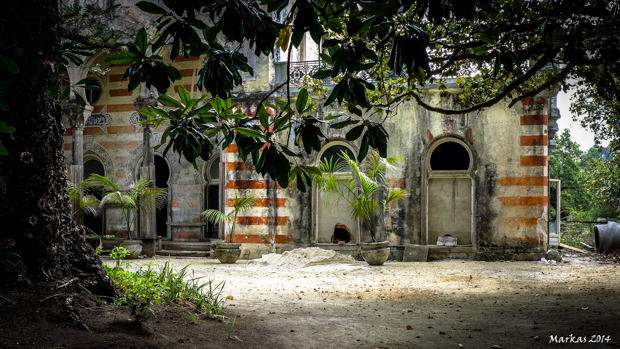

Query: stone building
[[62, 38, 561, 261]]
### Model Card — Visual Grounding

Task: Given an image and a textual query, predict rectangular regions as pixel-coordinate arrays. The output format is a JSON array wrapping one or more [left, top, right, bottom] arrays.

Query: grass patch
[[103, 247, 226, 322]]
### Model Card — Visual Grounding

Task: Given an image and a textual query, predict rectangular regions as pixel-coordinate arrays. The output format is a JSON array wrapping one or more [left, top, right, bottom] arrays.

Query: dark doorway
[[205, 158, 221, 238], [83, 159, 105, 235], [154, 155, 170, 238]]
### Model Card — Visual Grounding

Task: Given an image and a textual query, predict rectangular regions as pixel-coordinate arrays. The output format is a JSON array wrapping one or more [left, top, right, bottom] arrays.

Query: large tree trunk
[[0, 0, 114, 295]]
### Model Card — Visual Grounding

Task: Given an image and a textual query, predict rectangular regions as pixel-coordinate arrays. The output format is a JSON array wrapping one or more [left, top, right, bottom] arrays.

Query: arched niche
[[313, 140, 360, 244], [82, 158, 105, 235], [202, 155, 222, 239], [422, 137, 475, 247]]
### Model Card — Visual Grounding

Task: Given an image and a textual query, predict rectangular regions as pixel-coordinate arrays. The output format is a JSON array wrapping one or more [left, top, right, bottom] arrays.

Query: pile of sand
[[249, 247, 357, 269]]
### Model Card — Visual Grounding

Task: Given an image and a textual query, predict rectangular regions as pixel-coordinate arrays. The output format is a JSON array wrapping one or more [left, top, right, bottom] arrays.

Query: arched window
[[318, 143, 356, 172], [315, 142, 359, 243], [83, 158, 105, 235], [204, 156, 221, 238], [85, 79, 102, 105], [429, 141, 472, 172]]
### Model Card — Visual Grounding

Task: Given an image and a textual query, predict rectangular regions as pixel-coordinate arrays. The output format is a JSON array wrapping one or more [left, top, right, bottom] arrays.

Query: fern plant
[[314, 151, 407, 242], [85, 174, 167, 240], [201, 194, 259, 243]]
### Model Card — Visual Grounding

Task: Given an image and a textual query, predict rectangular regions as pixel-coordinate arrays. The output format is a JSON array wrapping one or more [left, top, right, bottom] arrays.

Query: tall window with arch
[[204, 156, 221, 239], [426, 139, 474, 246], [83, 158, 105, 235], [315, 143, 359, 244]]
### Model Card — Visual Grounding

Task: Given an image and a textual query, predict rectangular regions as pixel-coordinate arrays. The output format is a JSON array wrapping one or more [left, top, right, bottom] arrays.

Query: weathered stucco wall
[[62, 50, 554, 260]]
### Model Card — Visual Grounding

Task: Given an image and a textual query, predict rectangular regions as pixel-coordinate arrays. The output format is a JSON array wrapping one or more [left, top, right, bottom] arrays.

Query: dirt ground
[[1, 249, 619, 348]]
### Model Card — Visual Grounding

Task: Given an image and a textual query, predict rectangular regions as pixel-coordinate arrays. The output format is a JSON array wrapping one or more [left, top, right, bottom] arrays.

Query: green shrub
[[104, 247, 225, 322]]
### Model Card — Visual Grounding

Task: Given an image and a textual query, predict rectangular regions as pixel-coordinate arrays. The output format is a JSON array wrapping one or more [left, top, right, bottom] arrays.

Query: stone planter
[[120, 240, 143, 259], [360, 241, 390, 265], [101, 239, 120, 251], [215, 242, 242, 264]]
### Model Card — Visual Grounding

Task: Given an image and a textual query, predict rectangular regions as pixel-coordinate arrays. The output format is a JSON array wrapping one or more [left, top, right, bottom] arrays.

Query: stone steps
[[156, 249, 210, 257], [161, 241, 211, 252]]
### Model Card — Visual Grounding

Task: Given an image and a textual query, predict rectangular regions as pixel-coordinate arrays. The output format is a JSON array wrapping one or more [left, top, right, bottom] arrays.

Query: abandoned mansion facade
[[62, 41, 561, 261]]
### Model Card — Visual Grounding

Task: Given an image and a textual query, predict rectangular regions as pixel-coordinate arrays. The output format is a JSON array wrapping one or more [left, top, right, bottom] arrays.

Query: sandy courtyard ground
[[103, 249, 620, 349]]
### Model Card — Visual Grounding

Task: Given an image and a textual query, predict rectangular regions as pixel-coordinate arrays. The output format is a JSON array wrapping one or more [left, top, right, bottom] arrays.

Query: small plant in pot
[[201, 194, 259, 263], [86, 174, 167, 259], [314, 151, 407, 265]]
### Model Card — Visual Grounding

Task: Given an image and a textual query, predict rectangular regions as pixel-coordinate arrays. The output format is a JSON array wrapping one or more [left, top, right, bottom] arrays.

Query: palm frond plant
[[314, 151, 407, 242], [201, 194, 259, 243], [68, 179, 102, 219], [85, 174, 167, 240]]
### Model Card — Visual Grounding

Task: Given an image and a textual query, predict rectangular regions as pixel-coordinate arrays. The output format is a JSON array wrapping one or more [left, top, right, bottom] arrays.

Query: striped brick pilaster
[[223, 144, 292, 244], [495, 101, 549, 247]]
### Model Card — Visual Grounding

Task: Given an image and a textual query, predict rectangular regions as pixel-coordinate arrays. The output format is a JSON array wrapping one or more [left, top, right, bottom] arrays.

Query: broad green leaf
[[136, 1, 168, 15], [76, 78, 91, 85], [105, 51, 138, 65], [296, 88, 308, 114], [1, 55, 19, 73], [235, 127, 264, 138], [257, 105, 270, 129], [325, 114, 343, 121], [178, 85, 190, 105], [158, 94, 184, 108], [346, 125, 365, 141]]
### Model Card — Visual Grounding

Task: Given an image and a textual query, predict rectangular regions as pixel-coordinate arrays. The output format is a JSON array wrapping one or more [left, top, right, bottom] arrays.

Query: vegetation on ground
[[104, 247, 226, 323]]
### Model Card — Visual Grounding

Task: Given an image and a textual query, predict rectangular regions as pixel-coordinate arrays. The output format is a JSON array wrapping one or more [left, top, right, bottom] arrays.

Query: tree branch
[[61, 29, 125, 50], [376, 47, 559, 115]]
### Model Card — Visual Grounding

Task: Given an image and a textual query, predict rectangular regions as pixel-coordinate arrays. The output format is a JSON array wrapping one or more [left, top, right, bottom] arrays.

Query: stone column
[[63, 100, 93, 225], [134, 83, 158, 242]]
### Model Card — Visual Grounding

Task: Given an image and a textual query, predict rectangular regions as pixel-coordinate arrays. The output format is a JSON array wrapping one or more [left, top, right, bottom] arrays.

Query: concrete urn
[[215, 242, 242, 264], [360, 241, 390, 266], [120, 240, 143, 259]]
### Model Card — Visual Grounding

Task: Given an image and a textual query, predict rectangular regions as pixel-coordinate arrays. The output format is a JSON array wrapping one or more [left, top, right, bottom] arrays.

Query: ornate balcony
[[275, 60, 407, 87]]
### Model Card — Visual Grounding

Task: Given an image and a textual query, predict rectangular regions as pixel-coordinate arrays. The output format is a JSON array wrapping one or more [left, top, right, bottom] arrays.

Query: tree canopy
[[92, 0, 620, 190], [3, 0, 620, 192]]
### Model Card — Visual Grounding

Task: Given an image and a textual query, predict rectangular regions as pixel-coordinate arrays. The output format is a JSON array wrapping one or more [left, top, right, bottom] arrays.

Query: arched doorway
[[84, 159, 105, 235], [154, 155, 170, 238], [204, 156, 221, 239], [314, 142, 359, 243], [425, 138, 474, 246]]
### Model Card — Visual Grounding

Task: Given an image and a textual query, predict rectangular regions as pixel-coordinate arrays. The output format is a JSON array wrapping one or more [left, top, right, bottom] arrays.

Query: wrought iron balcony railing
[[275, 60, 408, 87]]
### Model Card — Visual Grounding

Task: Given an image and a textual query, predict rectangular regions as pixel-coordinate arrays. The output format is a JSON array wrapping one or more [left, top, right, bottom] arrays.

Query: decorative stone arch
[[312, 139, 361, 245], [127, 144, 181, 185], [421, 135, 477, 249], [83, 142, 115, 178], [315, 138, 358, 167]]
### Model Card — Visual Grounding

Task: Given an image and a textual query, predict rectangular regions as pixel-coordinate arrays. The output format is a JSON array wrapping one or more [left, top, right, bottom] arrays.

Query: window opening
[[154, 155, 170, 238], [85, 79, 102, 105], [319, 145, 356, 172], [83, 159, 105, 234], [430, 141, 470, 171], [205, 157, 221, 238]]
